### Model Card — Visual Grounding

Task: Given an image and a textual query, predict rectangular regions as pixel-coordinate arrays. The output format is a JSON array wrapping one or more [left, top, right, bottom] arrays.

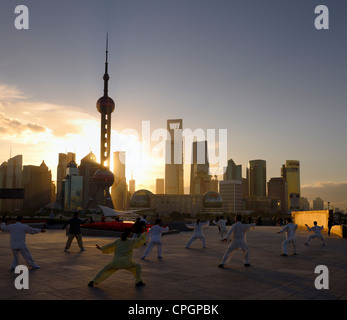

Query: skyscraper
[[63, 160, 83, 212], [79, 151, 103, 210], [0, 155, 23, 212], [56, 152, 75, 208], [249, 159, 266, 197], [23, 161, 52, 212], [111, 151, 127, 210], [268, 177, 288, 213], [190, 140, 210, 195], [281, 160, 300, 210], [223, 158, 242, 181], [165, 119, 184, 194], [219, 180, 242, 213]]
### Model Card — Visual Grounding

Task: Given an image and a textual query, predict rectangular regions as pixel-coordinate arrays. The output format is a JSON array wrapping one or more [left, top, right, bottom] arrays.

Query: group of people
[[1, 213, 327, 289]]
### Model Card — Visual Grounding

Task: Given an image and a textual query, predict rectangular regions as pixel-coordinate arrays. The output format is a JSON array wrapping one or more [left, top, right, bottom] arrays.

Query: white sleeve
[[162, 227, 169, 233], [1, 222, 9, 232], [279, 225, 288, 233], [24, 225, 41, 234], [226, 224, 235, 239]]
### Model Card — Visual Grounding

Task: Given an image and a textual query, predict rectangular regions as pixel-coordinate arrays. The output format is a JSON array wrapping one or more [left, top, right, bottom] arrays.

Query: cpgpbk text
[[172, 305, 218, 315]]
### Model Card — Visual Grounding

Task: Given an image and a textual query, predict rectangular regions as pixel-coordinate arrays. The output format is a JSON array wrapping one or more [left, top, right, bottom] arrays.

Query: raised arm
[[161, 226, 169, 233], [277, 225, 288, 234], [0, 222, 9, 232], [99, 240, 118, 254]]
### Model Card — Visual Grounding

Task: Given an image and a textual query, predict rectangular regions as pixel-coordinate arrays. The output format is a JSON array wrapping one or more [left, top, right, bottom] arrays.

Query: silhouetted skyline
[[0, 1, 347, 208]]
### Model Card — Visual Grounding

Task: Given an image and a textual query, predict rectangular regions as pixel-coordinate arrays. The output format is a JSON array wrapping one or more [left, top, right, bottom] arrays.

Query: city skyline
[[0, 1, 347, 209]]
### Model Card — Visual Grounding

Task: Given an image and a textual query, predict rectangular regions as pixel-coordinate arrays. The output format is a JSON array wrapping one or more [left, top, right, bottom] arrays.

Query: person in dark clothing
[[63, 212, 88, 252], [132, 217, 146, 238]]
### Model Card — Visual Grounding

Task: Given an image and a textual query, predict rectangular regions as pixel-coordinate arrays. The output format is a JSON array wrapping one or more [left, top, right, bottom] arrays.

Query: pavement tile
[[0, 225, 345, 302]]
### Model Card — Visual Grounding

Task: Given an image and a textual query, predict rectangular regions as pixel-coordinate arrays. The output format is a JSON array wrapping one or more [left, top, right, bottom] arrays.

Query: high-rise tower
[[190, 140, 210, 195], [165, 119, 184, 194], [281, 160, 300, 211], [92, 35, 115, 209], [249, 159, 266, 197], [96, 34, 115, 169]]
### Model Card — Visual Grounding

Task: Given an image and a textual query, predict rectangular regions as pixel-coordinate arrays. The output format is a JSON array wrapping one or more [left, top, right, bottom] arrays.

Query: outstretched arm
[[277, 225, 288, 234], [99, 240, 118, 254], [0, 222, 9, 232]]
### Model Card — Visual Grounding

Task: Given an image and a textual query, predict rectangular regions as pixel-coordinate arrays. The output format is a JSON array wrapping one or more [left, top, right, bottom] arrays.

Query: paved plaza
[[0, 224, 346, 301]]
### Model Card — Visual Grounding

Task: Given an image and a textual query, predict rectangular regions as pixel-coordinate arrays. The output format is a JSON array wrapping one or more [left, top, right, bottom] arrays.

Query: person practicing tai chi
[[213, 216, 228, 241], [185, 219, 209, 248], [62, 212, 89, 252], [218, 214, 255, 268], [305, 221, 325, 246], [88, 227, 146, 288], [141, 218, 169, 259], [277, 217, 298, 256], [1, 215, 46, 271]]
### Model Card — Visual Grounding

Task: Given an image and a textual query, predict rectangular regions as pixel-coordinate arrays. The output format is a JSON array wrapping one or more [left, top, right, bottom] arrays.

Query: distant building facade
[[0, 155, 23, 213], [190, 140, 210, 195], [267, 177, 288, 213], [63, 161, 83, 212], [313, 197, 324, 210], [223, 158, 242, 181], [249, 159, 266, 198], [111, 151, 127, 210], [79, 151, 102, 210], [281, 160, 300, 211], [56, 152, 75, 208], [22, 161, 52, 212], [219, 180, 242, 214], [165, 119, 184, 194], [156, 178, 164, 194]]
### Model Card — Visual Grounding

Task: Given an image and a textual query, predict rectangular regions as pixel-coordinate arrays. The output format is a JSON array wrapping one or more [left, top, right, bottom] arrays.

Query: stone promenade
[[0, 224, 346, 301]]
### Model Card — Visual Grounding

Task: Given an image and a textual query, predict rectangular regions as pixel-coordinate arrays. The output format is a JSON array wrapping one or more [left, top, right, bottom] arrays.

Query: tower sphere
[[93, 167, 114, 188], [96, 96, 115, 114]]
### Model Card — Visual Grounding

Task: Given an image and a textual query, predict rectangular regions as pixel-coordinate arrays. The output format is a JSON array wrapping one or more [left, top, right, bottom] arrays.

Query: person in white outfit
[[185, 219, 209, 248], [277, 217, 297, 256], [305, 221, 325, 246], [218, 214, 255, 268], [141, 219, 169, 259], [213, 216, 228, 241], [1, 216, 46, 270]]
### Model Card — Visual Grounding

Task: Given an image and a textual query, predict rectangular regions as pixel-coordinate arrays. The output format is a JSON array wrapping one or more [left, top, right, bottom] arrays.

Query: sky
[[0, 0, 346, 209]]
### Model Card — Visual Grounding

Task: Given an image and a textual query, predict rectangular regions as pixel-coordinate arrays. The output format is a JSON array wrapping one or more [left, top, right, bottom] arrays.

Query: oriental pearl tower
[[92, 34, 115, 209]]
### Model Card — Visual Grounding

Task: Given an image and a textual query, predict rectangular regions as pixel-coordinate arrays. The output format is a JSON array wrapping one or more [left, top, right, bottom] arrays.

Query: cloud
[[0, 113, 47, 136], [0, 84, 27, 102], [301, 182, 347, 210]]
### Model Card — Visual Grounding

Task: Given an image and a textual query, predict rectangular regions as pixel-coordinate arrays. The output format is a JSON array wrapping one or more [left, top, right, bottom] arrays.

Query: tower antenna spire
[[103, 33, 110, 97]]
